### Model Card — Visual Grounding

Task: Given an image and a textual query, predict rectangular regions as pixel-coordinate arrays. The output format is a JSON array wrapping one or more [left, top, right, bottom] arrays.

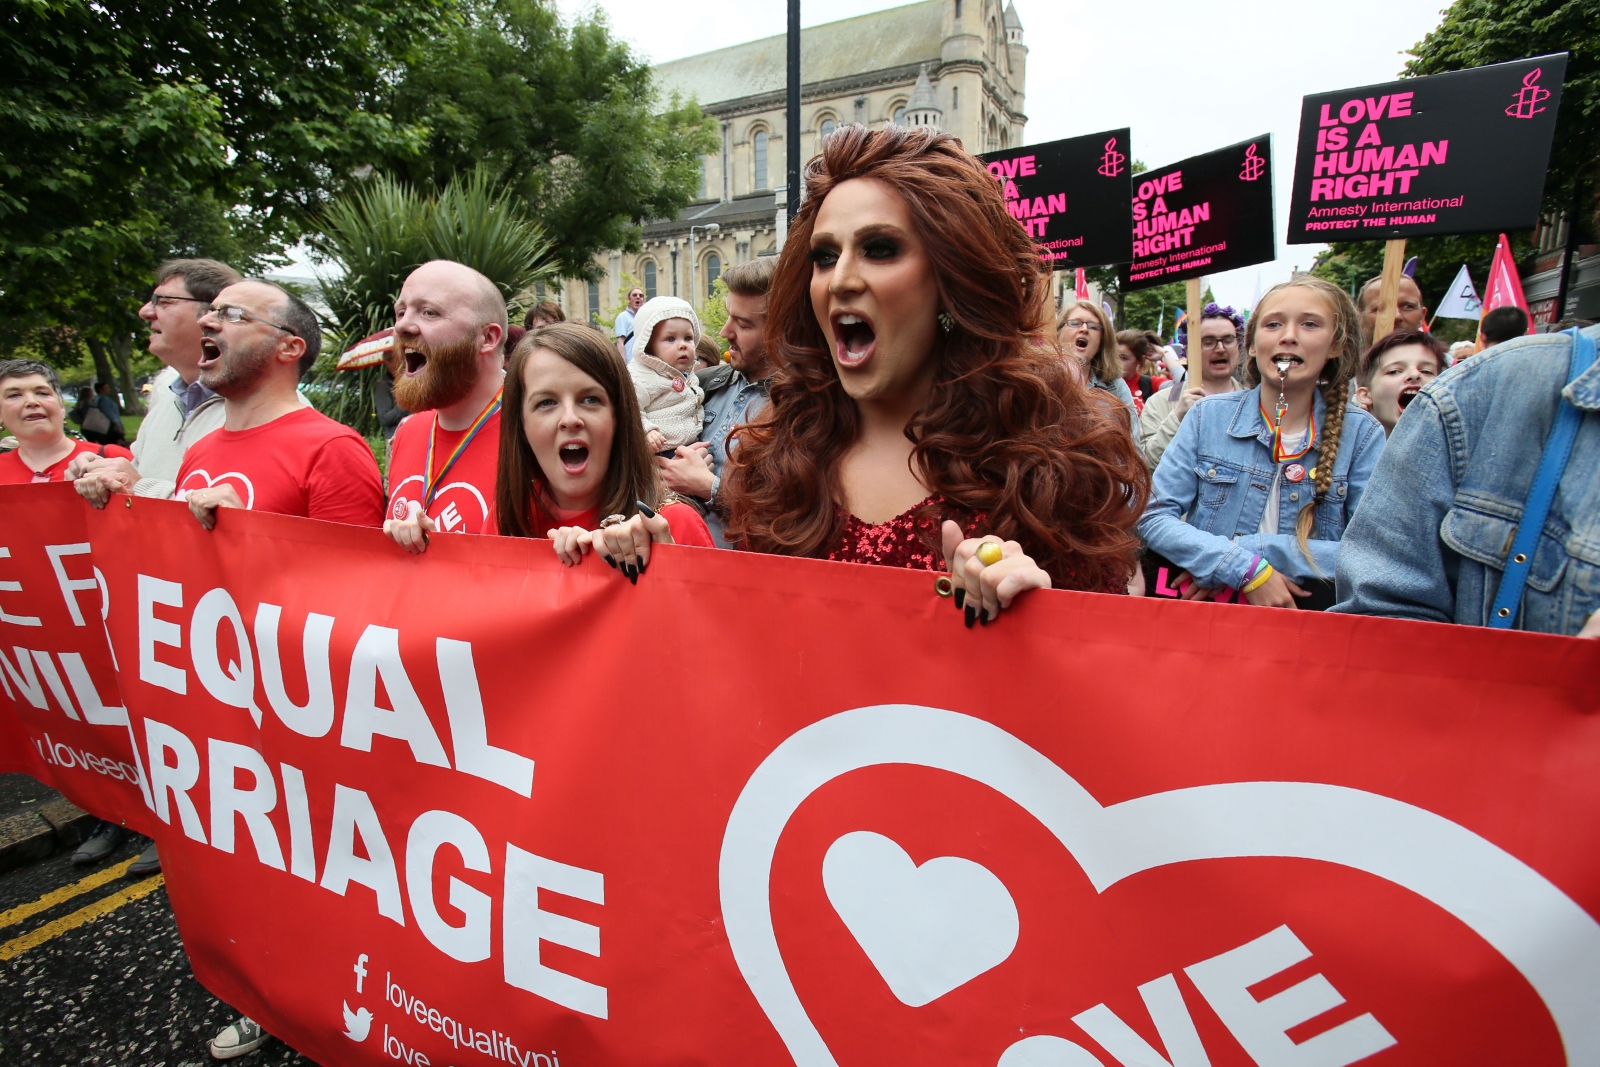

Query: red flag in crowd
[[1477, 233, 1535, 349]]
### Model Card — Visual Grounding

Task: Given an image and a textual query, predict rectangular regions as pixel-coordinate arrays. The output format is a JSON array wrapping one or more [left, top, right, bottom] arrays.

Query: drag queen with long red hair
[[722, 125, 1148, 624]]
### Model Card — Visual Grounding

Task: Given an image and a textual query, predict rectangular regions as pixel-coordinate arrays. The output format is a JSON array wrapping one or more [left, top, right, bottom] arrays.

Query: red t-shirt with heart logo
[[175, 406, 384, 526], [386, 409, 500, 535]]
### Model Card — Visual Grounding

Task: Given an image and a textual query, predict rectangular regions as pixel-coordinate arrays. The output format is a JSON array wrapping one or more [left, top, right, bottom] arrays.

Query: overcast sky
[[557, 0, 1454, 311]]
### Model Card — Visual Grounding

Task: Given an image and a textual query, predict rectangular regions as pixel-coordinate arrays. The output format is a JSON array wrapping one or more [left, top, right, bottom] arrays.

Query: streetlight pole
[[787, 0, 800, 224], [688, 223, 720, 310]]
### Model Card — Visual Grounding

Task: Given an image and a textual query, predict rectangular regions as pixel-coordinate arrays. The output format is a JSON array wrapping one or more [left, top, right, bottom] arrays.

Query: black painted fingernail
[[979, 608, 990, 626], [953, 587, 966, 610], [964, 605, 976, 628], [635, 500, 657, 518], [604, 555, 616, 568], [638, 557, 647, 574]]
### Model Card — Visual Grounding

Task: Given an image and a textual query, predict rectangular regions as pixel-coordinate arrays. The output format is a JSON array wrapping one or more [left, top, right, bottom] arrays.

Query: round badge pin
[[671, 378, 686, 392], [1284, 463, 1306, 483]]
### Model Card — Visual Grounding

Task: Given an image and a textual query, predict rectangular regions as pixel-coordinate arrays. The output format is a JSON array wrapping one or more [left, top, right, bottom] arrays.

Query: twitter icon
[[342, 1001, 373, 1042]]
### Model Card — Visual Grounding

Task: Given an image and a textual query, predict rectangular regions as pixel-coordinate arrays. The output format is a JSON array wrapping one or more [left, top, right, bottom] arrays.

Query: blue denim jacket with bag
[[1333, 325, 1600, 634], [1138, 385, 1386, 590]]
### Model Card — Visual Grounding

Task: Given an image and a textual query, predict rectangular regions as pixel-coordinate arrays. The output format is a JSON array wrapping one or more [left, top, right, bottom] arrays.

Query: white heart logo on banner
[[177, 468, 257, 510], [822, 830, 1019, 1007], [719, 704, 1600, 1067]]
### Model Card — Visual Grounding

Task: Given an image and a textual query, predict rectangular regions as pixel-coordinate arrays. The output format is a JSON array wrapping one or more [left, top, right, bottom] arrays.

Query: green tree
[[307, 169, 555, 433], [382, 0, 719, 280], [1406, 0, 1598, 221], [1310, 0, 1597, 320], [1, 0, 447, 408]]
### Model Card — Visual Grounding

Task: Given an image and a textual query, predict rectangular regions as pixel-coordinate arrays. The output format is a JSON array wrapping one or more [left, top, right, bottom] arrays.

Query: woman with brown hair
[[497, 323, 712, 577], [721, 124, 1149, 623]]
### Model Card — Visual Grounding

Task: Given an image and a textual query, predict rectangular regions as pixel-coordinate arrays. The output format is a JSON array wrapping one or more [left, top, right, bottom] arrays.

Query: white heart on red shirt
[[178, 469, 256, 510]]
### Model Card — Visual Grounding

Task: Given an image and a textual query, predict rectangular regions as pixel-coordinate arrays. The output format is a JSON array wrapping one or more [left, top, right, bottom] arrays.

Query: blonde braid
[[1293, 376, 1350, 569]]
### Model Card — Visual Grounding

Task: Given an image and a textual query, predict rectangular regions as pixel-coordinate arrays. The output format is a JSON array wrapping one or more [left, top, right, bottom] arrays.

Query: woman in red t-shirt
[[496, 322, 712, 579], [0, 361, 132, 484]]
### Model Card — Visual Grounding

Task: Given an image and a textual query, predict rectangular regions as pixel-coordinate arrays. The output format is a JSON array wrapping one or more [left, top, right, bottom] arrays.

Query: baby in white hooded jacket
[[627, 296, 707, 454]]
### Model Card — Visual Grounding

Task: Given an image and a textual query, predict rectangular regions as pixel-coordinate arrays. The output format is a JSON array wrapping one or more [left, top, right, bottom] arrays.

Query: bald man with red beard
[[383, 260, 510, 551]]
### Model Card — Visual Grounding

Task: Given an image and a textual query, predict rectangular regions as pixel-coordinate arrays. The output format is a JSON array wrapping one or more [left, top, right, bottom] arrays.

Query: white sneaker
[[209, 1016, 269, 1060]]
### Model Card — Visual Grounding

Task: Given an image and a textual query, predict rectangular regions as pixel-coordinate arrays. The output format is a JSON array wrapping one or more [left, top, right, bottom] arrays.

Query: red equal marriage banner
[[4, 486, 1600, 1066], [0, 486, 152, 832]]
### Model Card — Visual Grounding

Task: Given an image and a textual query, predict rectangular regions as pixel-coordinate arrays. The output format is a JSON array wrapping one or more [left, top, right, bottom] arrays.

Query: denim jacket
[[1138, 385, 1386, 590], [1333, 325, 1600, 635]]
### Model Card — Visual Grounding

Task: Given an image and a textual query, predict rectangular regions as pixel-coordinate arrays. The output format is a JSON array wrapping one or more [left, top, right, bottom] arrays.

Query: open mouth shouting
[[400, 345, 429, 377], [1398, 385, 1421, 410], [198, 336, 223, 368], [832, 312, 877, 369], [558, 441, 590, 475]]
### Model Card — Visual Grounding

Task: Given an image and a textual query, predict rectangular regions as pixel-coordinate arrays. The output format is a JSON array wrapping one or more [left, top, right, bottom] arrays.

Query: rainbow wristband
[[1241, 564, 1275, 594]]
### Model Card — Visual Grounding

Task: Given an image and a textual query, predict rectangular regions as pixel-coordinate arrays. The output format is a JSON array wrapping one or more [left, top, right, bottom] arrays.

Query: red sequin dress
[[823, 494, 1123, 593]]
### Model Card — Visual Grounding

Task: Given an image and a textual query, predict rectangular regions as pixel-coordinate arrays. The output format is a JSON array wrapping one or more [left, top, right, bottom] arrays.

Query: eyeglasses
[[199, 304, 294, 333], [145, 291, 209, 310], [1199, 336, 1239, 351], [1062, 319, 1102, 332]]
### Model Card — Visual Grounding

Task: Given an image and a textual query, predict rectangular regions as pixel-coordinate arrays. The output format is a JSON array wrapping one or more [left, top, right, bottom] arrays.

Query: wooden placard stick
[[1185, 277, 1203, 382], [1373, 238, 1407, 341]]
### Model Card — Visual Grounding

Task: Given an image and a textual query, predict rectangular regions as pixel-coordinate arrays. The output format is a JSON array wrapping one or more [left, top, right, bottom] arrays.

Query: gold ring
[[976, 542, 1004, 567], [599, 514, 626, 528], [933, 575, 954, 597]]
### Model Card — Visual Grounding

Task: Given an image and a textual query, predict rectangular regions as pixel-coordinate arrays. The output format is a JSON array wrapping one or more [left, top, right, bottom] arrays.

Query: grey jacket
[[1332, 325, 1600, 634]]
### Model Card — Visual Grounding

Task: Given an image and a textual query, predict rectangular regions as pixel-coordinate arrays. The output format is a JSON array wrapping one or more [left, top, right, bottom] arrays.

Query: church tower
[[904, 65, 943, 131]]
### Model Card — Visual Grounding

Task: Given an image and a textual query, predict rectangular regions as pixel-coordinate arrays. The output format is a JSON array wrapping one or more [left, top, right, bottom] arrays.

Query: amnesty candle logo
[[1097, 137, 1126, 178], [1507, 68, 1552, 119], [1239, 143, 1266, 181]]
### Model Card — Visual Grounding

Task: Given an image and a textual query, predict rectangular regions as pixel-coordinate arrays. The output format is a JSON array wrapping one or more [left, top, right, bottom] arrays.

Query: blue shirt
[[1333, 325, 1600, 634], [1138, 385, 1386, 590], [699, 368, 771, 547], [169, 374, 216, 419], [614, 309, 636, 362]]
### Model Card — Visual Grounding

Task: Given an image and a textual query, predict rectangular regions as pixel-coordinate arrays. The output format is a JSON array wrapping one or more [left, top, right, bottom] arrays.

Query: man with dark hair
[[169, 279, 379, 536], [1358, 274, 1429, 346], [523, 300, 565, 329], [1354, 328, 1446, 434], [86, 381, 126, 444], [658, 256, 776, 546], [1480, 305, 1531, 348], [381, 260, 509, 551]]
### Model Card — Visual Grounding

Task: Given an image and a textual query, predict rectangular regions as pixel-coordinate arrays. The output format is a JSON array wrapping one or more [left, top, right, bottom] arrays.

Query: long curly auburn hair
[[720, 124, 1149, 591]]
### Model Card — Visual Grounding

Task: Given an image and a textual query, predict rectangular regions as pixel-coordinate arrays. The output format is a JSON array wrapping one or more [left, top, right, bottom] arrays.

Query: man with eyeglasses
[[1357, 274, 1429, 348], [169, 281, 384, 538], [68, 259, 243, 876], [1139, 303, 1246, 468], [71, 259, 242, 506]]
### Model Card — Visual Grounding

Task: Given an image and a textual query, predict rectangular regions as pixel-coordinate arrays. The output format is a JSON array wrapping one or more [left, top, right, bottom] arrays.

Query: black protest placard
[[980, 129, 1133, 270], [1121, 135, 1276, 291], [1287, 54, 1566, 244]]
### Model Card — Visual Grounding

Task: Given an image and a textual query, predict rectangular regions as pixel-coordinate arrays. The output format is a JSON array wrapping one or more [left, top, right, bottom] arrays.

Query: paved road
[[0, 776, 321, 1066]]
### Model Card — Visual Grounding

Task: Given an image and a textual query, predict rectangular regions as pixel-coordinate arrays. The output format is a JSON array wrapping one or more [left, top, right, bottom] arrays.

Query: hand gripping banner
[[3, 486, 1600, 1066]]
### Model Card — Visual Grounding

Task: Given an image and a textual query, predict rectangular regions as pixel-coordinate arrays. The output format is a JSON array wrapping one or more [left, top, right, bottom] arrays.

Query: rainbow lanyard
[[423, 389, 502, 509], [1261, 398, 1316, 464]]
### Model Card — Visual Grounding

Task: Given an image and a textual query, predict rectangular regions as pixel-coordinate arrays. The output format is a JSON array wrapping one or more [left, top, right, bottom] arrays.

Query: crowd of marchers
[[0, 122, 1595, 1061]]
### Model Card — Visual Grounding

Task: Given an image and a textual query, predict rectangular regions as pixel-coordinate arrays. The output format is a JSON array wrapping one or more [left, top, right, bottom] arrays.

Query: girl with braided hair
[[1136, 276, 1387, 608]]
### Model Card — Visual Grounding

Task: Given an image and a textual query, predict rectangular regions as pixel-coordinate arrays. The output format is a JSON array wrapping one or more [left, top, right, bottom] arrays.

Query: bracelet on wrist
[[1241, 564, 1275, 594]]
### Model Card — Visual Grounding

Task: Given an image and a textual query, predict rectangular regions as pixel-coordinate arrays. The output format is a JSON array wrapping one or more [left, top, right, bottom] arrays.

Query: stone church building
[[557, 0, 1028, 325]]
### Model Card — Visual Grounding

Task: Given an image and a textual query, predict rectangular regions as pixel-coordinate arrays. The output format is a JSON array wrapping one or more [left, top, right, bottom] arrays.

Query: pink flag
[[1074, 268, 1089, 302], [1478, 233, 1534, 349]]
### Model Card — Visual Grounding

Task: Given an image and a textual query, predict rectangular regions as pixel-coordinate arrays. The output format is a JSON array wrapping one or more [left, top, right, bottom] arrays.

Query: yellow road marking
[[0, 856, 138, 930], [0, 874, 164, 960]]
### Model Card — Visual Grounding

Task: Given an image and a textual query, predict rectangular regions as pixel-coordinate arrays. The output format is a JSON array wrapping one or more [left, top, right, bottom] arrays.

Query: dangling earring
[[937, 310, 955, 333]]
